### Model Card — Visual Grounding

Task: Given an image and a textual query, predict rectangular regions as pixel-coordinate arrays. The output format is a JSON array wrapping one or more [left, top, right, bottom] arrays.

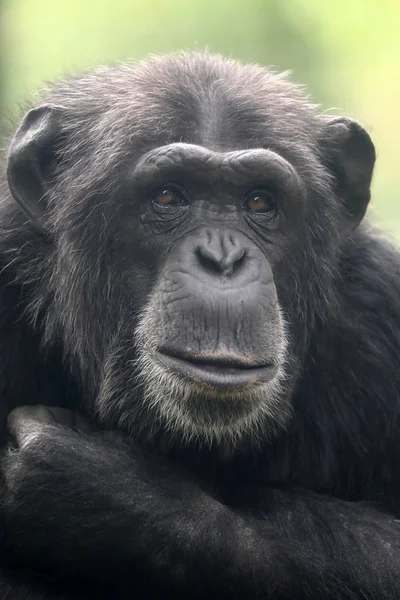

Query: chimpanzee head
[[5, 53, 375, 450]]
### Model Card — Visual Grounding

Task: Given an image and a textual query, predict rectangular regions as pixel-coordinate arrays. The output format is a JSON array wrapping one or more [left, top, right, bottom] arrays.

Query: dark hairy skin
[[0, 52, 400, 599]]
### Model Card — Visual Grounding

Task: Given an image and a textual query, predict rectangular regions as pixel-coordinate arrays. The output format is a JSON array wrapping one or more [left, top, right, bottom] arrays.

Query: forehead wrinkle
[[134, 143, 294, 184], [137, 143, 218, 171]]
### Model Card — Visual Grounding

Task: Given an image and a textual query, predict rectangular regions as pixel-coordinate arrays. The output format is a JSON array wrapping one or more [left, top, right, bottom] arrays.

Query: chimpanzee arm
[[2, 407, 400, 600]]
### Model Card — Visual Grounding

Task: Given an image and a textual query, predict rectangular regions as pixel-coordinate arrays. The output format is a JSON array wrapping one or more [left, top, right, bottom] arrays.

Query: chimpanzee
[[0, 52, 400, 599]]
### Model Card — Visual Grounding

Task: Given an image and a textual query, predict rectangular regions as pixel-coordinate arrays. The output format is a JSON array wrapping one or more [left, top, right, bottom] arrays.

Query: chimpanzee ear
[[320, 116, 375, 227], [7, 106, 62, 230]]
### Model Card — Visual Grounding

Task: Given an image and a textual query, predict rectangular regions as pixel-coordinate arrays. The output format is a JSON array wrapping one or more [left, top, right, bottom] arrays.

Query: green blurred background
[[1, 0, 400, 237]]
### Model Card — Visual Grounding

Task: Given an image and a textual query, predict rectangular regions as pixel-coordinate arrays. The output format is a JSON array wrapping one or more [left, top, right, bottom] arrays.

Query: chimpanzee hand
[[8, 404, 95, 439], [2, 405, 400, 600]]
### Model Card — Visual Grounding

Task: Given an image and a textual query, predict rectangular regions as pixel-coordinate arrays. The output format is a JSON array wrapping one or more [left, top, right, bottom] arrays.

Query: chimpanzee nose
[[195, 229, 246, 277]]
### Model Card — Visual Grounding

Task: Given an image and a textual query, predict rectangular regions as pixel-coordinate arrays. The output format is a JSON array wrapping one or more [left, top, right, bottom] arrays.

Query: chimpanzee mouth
[[157, 349, 278, 389]]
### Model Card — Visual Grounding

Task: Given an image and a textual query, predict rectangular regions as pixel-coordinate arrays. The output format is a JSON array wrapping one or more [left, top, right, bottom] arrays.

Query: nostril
[[196, 245, 247, 277], [221, 248, 246, 277], [232, 250, 246, 272], [196, 247, 223, 275]]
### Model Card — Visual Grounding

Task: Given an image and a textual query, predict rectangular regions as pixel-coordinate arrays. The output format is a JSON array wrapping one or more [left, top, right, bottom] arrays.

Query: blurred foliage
[[1, 0, 400, 236]]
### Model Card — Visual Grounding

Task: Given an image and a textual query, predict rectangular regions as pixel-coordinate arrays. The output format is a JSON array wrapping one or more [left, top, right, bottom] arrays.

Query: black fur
[[0, 52, 399, 599]]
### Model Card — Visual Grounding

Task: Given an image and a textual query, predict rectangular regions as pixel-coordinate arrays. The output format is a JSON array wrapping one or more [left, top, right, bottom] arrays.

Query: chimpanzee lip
[[157, 349, 277, 388]]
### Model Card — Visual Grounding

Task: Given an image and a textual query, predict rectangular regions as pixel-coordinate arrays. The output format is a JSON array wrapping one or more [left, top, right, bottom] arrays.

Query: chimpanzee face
[[6, 53, 375, 450]]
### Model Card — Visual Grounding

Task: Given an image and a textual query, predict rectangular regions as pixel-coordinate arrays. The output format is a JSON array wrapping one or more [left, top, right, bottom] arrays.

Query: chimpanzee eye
[[244, 190, 277, 215], [153, 184, 187, 207]]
